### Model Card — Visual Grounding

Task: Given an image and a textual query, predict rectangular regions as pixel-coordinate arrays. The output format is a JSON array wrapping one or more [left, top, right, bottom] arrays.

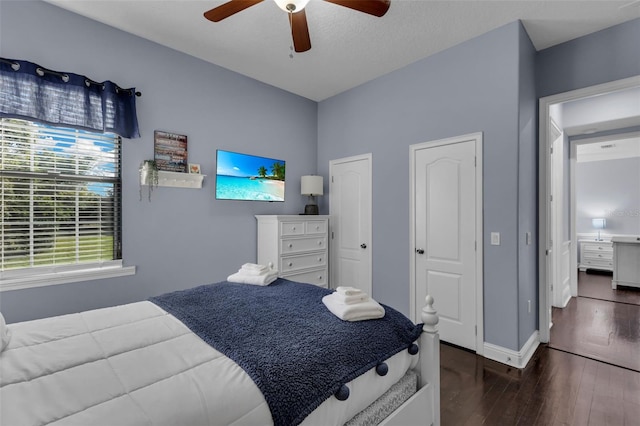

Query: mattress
[[0, 300, 418, 425]]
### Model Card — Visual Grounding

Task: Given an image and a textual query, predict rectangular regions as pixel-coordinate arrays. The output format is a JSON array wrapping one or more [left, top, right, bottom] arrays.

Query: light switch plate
[[491, 232, 500, 245], [526, 232, 532, 245]]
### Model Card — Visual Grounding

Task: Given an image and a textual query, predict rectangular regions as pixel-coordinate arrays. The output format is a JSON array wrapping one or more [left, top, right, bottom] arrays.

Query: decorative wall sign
[[154, 131, 187, 172]]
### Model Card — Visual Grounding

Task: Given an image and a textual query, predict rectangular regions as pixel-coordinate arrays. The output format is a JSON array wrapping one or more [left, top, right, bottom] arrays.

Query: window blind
[[0, 118, 121, 272]]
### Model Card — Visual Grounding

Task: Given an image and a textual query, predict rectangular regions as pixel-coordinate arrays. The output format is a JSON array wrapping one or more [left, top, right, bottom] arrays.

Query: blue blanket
[[150, 279, 422, 426]]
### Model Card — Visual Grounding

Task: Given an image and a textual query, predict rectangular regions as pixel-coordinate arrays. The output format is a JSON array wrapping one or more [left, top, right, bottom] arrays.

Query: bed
[[0, 278, 440, 425]]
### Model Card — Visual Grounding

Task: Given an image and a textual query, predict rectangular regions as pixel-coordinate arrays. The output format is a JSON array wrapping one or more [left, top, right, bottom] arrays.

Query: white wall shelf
[[141, 170, 205, 189]]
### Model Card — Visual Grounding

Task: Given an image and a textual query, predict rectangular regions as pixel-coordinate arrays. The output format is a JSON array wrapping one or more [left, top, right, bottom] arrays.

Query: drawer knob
[[292, 227, 296, 231], [318, 241, 323, 246], [318, 257, 323, 262], [288, 262, 293, 267], [288, 243, 293, 248]]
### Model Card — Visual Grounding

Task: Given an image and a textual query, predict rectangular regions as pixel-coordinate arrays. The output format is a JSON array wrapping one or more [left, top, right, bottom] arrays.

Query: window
[[0, 118, 133, 290]]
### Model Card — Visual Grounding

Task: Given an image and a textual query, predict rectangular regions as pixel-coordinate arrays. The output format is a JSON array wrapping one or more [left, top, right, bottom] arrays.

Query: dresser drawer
[[280, 221, 306, 236], [280, 252, 327, 273], [280, 236, 326, 254], [582, 243, 613, 254], [283, 268, 328, 288], [581, 258, 613, 269], [582, 251, 612, 261], [305, 220, 327, 235]]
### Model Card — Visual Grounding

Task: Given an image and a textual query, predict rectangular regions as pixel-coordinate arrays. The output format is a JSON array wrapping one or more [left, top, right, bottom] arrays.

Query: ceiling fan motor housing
[[274, 0, 310, 13]]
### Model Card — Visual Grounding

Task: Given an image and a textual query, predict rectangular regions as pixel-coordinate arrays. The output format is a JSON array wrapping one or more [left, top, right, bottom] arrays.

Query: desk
[[612, 236, 640, 290]]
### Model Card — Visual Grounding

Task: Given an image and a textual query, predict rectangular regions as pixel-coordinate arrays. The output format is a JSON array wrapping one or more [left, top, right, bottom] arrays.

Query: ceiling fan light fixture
[[274, 0, 310, 13]]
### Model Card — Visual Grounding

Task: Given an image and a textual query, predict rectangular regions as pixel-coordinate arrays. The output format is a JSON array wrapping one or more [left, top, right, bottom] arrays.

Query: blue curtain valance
[[0, 58, 140, 139]]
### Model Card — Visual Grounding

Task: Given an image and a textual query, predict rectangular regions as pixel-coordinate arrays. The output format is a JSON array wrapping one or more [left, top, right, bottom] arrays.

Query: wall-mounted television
[[215, 149, 286, 201]]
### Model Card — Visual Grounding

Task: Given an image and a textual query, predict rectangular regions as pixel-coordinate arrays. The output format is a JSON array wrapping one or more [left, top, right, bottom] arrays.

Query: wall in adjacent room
[[0, 1, 318, 323], [575, 157, 640, 236]]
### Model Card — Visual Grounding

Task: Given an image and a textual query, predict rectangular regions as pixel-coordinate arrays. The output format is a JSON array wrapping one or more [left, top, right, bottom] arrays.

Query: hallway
[[549, 271, 640, 372]]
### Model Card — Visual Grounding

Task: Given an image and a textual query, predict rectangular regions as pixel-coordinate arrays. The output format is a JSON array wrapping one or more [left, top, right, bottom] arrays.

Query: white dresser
[[612, 235, 640, 289], [256, 215, 329, 288], [578, 240, 613, 272]]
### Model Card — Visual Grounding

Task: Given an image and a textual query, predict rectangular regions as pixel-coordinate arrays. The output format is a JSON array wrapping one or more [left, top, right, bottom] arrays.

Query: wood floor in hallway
[[550, 271, 640, 371], [440, 271, 640, 425]]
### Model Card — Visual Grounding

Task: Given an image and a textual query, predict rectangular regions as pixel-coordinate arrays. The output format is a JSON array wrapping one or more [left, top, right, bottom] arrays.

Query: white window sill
[[0, 264, 136, 292]]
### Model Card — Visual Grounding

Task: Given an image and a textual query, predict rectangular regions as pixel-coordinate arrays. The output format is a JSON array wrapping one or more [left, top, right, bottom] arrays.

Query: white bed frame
[[380, 295, 440, 426]]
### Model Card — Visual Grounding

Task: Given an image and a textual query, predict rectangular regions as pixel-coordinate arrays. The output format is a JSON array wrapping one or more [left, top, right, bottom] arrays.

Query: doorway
[[538, 75, 640, 344]]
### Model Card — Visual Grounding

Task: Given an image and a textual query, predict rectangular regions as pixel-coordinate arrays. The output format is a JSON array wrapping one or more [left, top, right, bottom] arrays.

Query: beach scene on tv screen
[[216, 150, 285, 201]]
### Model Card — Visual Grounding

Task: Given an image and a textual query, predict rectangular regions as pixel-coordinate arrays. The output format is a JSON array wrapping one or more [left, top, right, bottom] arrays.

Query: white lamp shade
[[301, 175, 323, 196], [592, 218, 606, 229]]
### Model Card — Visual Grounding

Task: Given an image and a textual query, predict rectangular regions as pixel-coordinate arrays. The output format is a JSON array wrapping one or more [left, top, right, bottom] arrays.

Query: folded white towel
[[336, 286, 364, 296], [238, 267, 270, 276], [241, 263, 269, 273], [322, 293, 385, 321], [227, 270, 278, 286], [333, 292, 368, 305]]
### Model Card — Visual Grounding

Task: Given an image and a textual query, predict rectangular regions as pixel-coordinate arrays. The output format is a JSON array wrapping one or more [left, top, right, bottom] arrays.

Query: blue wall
[[517, 25, 538, 349], [317, 22, 534, 351], [537, 18, 640, 98], [317, 17, 639, 353], [0, 1, 318, 323]]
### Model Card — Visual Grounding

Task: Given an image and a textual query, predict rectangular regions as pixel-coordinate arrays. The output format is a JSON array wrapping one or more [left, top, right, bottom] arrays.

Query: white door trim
[[538, 75, 640, 343], [409, 132, 484, 354], [329, 153, 373, 295]]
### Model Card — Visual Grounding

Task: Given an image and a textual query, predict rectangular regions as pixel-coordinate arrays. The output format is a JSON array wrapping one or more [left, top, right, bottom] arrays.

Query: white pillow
[[0, 312, 11, 352]]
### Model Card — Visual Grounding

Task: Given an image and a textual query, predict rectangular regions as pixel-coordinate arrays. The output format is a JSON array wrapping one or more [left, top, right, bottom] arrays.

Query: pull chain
[[288, 10, 294, 58]]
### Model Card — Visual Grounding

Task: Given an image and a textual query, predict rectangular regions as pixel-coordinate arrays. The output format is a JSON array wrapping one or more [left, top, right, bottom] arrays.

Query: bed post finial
[[421, 295, 438, 333]]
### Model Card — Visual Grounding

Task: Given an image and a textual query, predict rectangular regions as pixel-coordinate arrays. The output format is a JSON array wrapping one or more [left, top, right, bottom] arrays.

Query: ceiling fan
[[204, 0, 391, 53]]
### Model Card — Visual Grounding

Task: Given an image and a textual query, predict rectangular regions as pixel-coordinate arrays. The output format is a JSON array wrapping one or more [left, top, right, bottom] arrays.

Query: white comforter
[[0, 301, 416, 425]]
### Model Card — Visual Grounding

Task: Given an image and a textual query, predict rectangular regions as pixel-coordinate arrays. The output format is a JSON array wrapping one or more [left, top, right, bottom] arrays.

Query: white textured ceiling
[[44, 0, 640, 101]]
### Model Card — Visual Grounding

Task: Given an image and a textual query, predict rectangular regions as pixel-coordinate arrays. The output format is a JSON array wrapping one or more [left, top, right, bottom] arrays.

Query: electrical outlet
[[491, 232, 500, 245], [526, 232, 532, 245]]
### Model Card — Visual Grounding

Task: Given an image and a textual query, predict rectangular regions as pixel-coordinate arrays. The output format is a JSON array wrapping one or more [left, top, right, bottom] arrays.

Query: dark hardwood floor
[[576, 271, 640, 306], [441, 271, 640, 425], [440, 343, 640, 425], [550, 271, 640, 371]]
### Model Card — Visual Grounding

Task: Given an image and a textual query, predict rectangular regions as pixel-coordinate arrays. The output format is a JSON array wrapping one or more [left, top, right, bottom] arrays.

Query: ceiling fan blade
[[290, 9, 311, 53], [204, 0, 264, 22], [323, 0, 390, 17]]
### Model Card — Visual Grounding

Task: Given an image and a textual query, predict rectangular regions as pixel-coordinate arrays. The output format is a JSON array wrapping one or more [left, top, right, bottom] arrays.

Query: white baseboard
[[483, 331, 540, 369]]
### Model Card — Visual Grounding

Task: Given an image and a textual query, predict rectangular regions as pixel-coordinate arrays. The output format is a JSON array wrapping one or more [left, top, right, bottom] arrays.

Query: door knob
[[360, 243, 367, 249], [416, 248, 425, 254]]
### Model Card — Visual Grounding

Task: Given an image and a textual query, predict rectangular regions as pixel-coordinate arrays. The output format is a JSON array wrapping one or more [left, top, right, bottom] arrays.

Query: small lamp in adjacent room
[[592, 218, 606, 241], [301, 175, 323, 215]]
